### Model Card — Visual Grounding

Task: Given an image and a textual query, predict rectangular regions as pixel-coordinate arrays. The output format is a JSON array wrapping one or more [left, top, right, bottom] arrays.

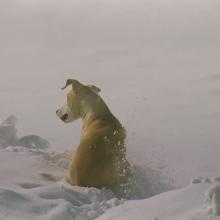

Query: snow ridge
[[0, 115, 49, 149]]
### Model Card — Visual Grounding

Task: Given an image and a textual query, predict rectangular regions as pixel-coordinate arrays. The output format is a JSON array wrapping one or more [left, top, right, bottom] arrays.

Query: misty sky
[[0, 0, 219, 84]]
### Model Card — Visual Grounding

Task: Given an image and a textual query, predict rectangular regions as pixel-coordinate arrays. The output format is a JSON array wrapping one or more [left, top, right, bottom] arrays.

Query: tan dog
[[56, 79, 131, 189]]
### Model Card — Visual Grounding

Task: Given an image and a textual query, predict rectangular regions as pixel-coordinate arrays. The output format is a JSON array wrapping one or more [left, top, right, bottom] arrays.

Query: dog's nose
[[61, 113, 68, 121], [56, 110, 59, 114]]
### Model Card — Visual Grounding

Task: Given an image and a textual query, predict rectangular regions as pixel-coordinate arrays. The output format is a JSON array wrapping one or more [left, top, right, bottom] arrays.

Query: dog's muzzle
[[61, 113, 68, 121], [56, 109, 69, 121]]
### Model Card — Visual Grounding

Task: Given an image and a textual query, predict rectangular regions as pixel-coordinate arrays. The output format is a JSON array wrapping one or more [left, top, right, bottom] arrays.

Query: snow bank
[[0, 117, 220, 220], [3, 115, 216, 220], [4, 116, 216, 220], [0, 115, 49, 149], [0, 115, 177, 219], [0, 142, 175, 220], [0, 182, 123, 220], [205, 178, 220, 217], [98, 178, 220, 220], [2, 145, 220, 220], [0, 149, 124, 220], [0, 115, 17, 147]]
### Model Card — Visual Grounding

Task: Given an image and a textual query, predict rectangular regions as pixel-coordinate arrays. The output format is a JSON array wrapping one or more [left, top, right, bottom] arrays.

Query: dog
[[56, 79, 131, 189]]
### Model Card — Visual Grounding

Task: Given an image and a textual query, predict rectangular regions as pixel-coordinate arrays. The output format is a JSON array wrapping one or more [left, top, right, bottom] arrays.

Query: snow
[[0, 116, 174, 219], [0, 0, 220, 219], [2, 144, 219, 220], [0, 117, 219, 220], [205, 182, 220, 216], [0, 115, 49, 149], [98, 181, 220, 220], [0, 147, 123, 220]]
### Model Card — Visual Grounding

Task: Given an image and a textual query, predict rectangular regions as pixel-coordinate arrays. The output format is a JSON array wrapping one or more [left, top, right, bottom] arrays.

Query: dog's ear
[[87, 85, 101, 93], [61, 79, 83, 92]]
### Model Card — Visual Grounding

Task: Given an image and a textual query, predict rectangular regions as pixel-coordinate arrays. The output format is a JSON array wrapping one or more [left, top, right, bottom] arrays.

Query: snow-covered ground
[[98, 179, 220, 220], [1, 149, 220, 220], [0, 139, 220, 220], [0, 116, 174, 219], [0, 0, 220, 219]]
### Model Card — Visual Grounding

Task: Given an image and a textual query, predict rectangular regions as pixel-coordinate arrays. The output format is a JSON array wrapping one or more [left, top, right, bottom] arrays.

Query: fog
[[0, 0, 220, 185]]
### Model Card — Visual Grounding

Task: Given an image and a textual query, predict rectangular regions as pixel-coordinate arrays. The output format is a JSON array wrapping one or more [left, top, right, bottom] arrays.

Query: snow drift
[[0, 115, 174, 220], [1, 140, 220, 220], [98, 178, 220, 220], [0, 115, 49, 149], [1, 116, 219, 220]]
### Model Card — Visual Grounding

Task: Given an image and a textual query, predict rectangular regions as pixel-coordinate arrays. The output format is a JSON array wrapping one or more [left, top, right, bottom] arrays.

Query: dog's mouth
[[61, 113, 69, 121]]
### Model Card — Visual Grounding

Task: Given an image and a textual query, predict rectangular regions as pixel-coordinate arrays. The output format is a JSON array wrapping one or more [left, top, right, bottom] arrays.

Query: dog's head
[[56, 79, 101, 123]]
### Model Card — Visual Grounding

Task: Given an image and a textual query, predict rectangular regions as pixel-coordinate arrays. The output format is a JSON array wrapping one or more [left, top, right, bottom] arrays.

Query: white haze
[[0, 0, 220, 186]]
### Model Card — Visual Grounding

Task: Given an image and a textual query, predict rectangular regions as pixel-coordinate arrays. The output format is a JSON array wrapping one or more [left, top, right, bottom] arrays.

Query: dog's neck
[[79, 109, 98, 141], [79, 102, 96, 129], [78, 96, 112, 131], [82, 111, 95, 126]]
